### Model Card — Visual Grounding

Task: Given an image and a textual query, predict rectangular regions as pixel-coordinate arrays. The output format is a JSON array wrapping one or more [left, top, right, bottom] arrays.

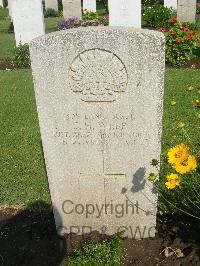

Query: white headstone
[[30, 27, 165, 239], [83, 0, 96, 12], [109, 0, 141, 28], [177, 0, 196, 22], [45, 0, 58, 11], [11, 0, 45, 46], [164, 0, 177, 9], [0, 0, 3, 8], [62, 0, 82, 19], [8, 0, 12, 18]]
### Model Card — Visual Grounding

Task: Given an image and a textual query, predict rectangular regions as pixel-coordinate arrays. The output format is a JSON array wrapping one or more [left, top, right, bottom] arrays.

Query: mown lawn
[[0, 68, 199, 206]]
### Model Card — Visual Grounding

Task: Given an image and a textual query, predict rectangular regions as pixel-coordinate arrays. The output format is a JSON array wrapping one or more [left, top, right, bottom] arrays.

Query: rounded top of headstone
[[29, 27, 165, 48]]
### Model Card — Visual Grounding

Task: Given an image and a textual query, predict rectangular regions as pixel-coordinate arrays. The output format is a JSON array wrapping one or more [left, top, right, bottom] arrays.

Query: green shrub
[[68, 234, 123, 266], [82, 11, 100, 21], [13, 44, 30, 68], [58, 0, 63, 12], [3, 0, 8, 8], [58, 12, 109, 30], [142, 0, 162, 7], [161, 20, 200, 66], [44, 8, 58, 18], [196, 5, 200, 15], [143, 3, 175, 28]]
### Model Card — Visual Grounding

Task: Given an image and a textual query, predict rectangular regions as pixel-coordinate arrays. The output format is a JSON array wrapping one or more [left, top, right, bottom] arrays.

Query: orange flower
[[171, 17, 177, 22], [176, 38, 182, 43], [187, 35, 193, 40]]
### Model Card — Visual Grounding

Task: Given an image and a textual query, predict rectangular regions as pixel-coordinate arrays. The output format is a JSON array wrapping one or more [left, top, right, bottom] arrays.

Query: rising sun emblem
[[69, 49, 128, 102]]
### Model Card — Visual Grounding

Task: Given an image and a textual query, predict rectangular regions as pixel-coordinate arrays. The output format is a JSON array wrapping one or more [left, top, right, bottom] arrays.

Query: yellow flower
[[177, 122, 185, 128], [192, 100, 200, 107], [187, 85, 194, 91], [167, 143, 189, 164], [173, 155, 197, 174], [165, 174, 181, 189]]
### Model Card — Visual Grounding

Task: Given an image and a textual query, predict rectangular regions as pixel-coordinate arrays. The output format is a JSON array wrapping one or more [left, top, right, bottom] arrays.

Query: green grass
[[0, 69, 50, 205], [0, 7, 9, 19], [97, 1, 108, 16], [68, 233, 123, 266], [0, 33, 15, 59], [162, 68, 200, 151], [45, 17, 62, 33], [0, 68, 199, 206]]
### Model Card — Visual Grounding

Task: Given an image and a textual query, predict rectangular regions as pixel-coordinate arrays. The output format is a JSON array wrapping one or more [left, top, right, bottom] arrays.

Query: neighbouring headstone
[[62, 0, 82, 19], [164, 0, 177, 9], [177, 0, 196, 22], [83, 0, 96, 12], [109, 0, 141, 28], [45, 0, 58, 11], [30, 27, 165, 238], [7, 0, 12, 18], [11, 0, 45, 46], [0, 0, 3, 8]]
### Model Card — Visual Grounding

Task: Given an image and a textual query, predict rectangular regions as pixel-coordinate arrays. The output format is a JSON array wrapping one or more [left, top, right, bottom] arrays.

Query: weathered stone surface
[[62, 0, 81, 19], [109, 0, 141, 28], [30, 27, 165, 238], [11, 0, 45, 45], [177, 0, 196, 22], [164, 0, 177, 9], [45, 0, 58, 11], [83, 0, 96, 12]]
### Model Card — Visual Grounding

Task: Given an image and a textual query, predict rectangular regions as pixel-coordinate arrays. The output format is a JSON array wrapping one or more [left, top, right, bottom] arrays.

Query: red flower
[[171, 17, 177, 22], [187, 35, 193, 40], [189, 30, 194, 35], [181, 26, 189, 31], [176, 38, 182, 43], [159, 27, 165, 31]]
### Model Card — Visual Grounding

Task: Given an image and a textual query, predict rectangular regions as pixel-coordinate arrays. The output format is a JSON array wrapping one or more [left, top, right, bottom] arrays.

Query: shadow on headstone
[[131, 167, 146, 193], [0, 201, 66, 266]]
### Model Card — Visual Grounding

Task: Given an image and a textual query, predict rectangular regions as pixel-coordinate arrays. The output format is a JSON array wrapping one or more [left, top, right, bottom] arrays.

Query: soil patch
[[182, 57, 200, 69], [0, 59, 14, 70], [0, 204, 200, 266]]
